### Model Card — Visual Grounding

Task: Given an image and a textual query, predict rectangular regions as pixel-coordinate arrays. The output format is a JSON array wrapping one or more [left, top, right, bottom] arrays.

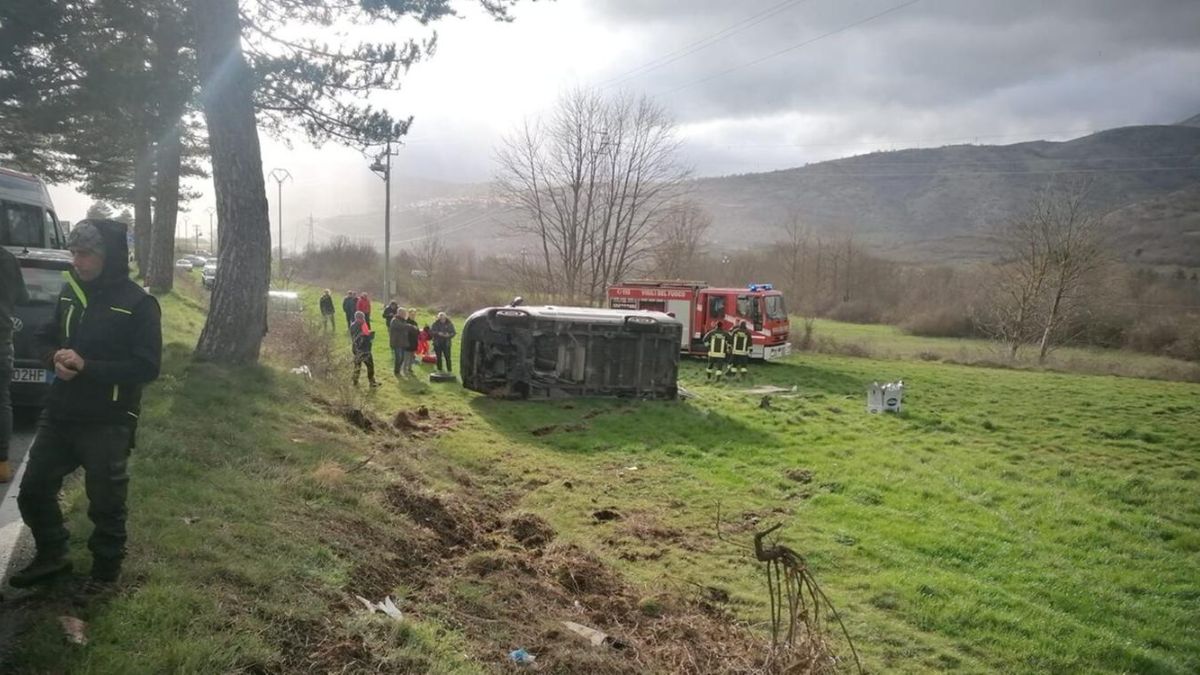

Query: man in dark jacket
[[318, 289, 336, 331], [12, 219, 161, 590], [391, 314, 419, 377], [431, 312, 456, 373], [1, 245, 29, 483], [341, 291, 357, 333]]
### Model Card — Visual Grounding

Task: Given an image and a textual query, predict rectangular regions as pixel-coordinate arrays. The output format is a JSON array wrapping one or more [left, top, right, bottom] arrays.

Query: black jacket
[[431, 317, 456, 348], [351, 320, 374, 355], [341, 295, 357, 319], [36, 220, 162, 426], [319, 294, 335, 315], [389, 319, 419, 351]]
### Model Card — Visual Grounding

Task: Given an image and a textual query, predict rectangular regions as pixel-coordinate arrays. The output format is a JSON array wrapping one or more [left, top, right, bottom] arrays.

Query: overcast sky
[[47, 0, 1200, 246]]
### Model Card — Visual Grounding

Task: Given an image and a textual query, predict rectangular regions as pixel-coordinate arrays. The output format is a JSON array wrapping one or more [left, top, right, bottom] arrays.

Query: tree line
[[1, 0, 521, 365]]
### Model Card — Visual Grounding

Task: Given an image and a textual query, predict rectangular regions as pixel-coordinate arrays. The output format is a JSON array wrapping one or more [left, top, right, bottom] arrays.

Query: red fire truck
[[607, 280, 791, 360]]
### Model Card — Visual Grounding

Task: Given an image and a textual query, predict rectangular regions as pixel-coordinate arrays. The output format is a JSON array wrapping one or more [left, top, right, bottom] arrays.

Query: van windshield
[[2, 200, 58, 248], [20, 267, 64, 304]]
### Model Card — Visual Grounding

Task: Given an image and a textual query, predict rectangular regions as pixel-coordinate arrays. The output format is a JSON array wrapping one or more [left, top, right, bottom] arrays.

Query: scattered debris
[[355, 594, 404, 621], [562, 620, 629, 650], [677, 386, 696, 399], [743, 385, 791, 395], [563, 480, 573, 490], [623, 465, 639, 471], [288, 365, 313, 379], [181, 516, 200, 525], [508, 648, 537, 665], [867, 380, 905, 414], [592, 508, 623, 522], [393, 410, 430, 432], [58, 616, 87, 645], [759, 395, 772, 409]]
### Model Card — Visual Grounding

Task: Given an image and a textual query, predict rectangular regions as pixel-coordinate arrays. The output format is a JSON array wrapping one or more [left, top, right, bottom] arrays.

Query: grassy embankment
[[9, 276, 1199, 674]]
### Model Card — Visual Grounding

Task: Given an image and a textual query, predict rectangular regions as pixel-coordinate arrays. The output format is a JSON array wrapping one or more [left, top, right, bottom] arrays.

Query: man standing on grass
[[318, 289, 336, 331], [11, 220, 161, 593], [431, 312, 456, 373], [393, 313, 419, 378], [389, 308, 408, 377], [342, 290, 357, 333], [0, 245, 29, 483], [703, 321, 730, 383], [730, 321, 753, 381]]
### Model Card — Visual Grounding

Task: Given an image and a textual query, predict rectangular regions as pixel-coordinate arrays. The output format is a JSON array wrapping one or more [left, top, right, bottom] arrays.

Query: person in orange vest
[[729, 321, 753, 380], [350, 311, 379, 387], [702, 321, 731, 382]]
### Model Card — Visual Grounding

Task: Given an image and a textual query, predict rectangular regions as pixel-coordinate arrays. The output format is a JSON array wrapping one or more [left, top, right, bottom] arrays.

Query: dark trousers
[[435, 344, 451, 372], [321, 312, 336, 331], [353, 352, 376, 384], [706, 355, 727, 379], [18, 420, 132, 565]]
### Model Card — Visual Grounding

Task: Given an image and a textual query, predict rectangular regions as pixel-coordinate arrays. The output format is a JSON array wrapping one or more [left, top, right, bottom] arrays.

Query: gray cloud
[[586, 0, 1200, 134]]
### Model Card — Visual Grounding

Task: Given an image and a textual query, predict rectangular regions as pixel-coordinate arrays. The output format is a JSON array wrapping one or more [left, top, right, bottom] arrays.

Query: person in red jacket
[[355, 293, 372, 326]]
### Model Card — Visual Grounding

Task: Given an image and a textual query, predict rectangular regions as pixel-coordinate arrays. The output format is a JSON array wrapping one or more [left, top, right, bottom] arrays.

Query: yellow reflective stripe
[[110, 306, 132, 315], [65, 304, 75, 339], [112, 386, 119, 402], [62, 270, 88, 308]]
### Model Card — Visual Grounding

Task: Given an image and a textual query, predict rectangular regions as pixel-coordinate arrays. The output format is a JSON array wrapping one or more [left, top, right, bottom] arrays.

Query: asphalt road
[[1, 408, 39, 584]]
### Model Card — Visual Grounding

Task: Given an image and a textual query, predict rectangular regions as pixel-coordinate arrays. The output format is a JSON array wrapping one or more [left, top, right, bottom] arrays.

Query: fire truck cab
[[607, 280, 791, 361]]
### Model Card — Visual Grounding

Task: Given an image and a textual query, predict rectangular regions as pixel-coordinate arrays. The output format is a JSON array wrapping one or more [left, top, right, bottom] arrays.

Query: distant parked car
[[175, 258, 193, 269], [201, 262, 217, 289], [268, 290, 301, 314], [187, 255, 207, 268]]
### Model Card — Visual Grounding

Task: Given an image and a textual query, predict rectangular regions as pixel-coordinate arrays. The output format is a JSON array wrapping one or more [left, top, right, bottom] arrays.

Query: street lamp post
[[268, 168, 292, 277], [370, 140, 400, 299], [206, 206, 215, 254]]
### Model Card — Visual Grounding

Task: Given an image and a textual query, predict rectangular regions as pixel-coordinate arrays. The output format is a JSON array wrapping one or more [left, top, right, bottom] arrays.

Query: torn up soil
[[289, 455, 830, 674]]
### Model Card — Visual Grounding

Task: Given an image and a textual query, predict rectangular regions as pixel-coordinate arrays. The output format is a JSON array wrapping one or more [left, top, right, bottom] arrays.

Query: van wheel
[[429, 372, 457, 383]]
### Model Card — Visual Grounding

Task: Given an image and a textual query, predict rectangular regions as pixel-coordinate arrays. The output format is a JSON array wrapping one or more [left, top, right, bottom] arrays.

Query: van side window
[[43, 209, 63, 248]]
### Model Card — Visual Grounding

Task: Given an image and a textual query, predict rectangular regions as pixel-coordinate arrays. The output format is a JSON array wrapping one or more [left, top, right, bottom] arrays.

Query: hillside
[[688, 124, 1200, 263], [324, 123, 1200, 266]]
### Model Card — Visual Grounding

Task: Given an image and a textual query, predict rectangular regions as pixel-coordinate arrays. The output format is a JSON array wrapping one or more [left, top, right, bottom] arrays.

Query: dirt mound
[[385, 484, 491, 552], [785, 468, 814, 484], [392, 407, 462, 436], [311, 394, 390, 433], [508, 512, 556, 548]]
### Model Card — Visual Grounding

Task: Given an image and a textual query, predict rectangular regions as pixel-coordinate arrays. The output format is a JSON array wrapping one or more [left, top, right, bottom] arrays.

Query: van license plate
[[12, 368, 51, 384]]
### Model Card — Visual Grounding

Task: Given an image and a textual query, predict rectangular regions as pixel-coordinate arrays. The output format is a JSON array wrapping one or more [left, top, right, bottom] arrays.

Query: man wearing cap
[[0, 245, 29, 483], [10, 219, 161, 592]]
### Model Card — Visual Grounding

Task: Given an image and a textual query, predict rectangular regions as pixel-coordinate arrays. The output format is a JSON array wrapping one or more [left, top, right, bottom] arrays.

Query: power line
[[600, 0, 814, 89], [665, 0, 924, 95]]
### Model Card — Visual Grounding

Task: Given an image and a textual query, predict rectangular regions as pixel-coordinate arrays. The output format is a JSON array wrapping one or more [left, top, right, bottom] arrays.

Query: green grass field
[[9, 277, 1198, 673]]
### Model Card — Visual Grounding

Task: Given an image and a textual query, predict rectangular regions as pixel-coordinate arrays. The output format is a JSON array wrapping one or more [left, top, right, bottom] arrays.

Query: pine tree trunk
[[146, 122, 182, 294], [191, 0, 271, 365], [133, 132, 154, 279]]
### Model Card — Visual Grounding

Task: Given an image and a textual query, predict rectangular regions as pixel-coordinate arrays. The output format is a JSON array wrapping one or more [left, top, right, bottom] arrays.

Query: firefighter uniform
[[730, 324, 752, 380], [703, 326, 730, 382]]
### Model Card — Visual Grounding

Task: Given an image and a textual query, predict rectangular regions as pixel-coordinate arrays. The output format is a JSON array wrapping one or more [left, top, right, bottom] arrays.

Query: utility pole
[[308, 214, 314, 250], [370, 140, 400, 299], [268, 168, 292, 277], [192, 221, 199, 253]]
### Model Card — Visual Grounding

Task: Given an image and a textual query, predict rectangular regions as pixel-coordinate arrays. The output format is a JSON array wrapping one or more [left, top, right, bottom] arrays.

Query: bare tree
[[1030, 183, 1111, 362], [652, 201, 710, 279], [980, 181, 1109, 360], [495, 88, 689, 304], [410, 222, 447, 298]]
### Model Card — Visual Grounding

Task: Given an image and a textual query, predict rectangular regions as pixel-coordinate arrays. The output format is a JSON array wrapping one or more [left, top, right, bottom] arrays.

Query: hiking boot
[[90, 558, 122, 584], [9, 554, 72, 588], [75, 577, 116, 604], [0, 460, 11, 483]]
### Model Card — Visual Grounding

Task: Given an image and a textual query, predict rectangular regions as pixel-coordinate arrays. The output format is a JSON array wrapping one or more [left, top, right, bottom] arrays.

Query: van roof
[[469, 305, 681, 326], [0, 166, 54, 207]]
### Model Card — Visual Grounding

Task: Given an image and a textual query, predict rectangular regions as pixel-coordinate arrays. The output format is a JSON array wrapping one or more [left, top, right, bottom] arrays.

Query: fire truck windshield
[[765, 295, 787, 320]]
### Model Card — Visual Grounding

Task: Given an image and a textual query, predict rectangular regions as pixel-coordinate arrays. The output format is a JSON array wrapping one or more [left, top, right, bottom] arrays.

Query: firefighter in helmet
[[729, 320, 753, 380], [703, 321, 731, 382]]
